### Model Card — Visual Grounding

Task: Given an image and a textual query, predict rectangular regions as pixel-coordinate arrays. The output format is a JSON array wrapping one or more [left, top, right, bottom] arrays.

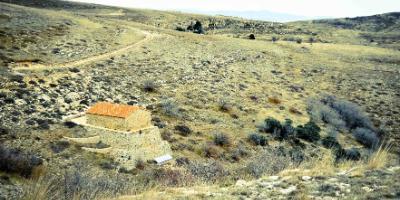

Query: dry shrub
[[218, 100, 232, 112], [268, 97, 282, 104], [21, 176, 57, 200], [142, 80, 158, 92], [289, 107, 303, 115], [245, 148, 293, 178], [185, 160, 228, 183], [0, 145, 43, 178], [139, 168, 194, 187], [203, 143, 221, 158], [213, 132, 231, 147], [281, 149, 336, 177], [282, 144, 392, 178]]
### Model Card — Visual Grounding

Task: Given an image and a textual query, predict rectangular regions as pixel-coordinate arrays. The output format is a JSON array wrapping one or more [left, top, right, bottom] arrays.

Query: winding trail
[[13, 29, 156, 72]]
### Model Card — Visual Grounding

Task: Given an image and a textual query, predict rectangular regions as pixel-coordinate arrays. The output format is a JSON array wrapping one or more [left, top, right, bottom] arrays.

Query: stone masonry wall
[[84, 126, 172, 170]]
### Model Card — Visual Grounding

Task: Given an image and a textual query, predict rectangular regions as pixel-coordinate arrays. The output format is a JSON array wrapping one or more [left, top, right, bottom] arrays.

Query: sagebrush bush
[[213, 133, 231, 147], [281, 119, 295, 140], [218, 99, 232, 112], [307, 99, 346, 130], [259, 117, 282, 133], [320, 95, 373, 129], [353, 127, 379, 149], [0, 145, 43, 177], [22, 163, 142, 200], [142, 80, 158, 92], [248, 133, 268, 146], [185, 160, 227, 183], [295, 121, 321, 142], [160, 100, 181, 117], [244, 148, 292, 178], [140, 168, 192, 187], [135, 159, 146, 170], [335, 148, 361, 161], [249, 34, 256, 40], [321, 136, 341, 149], [308, 96, 374, 131], [203, 143, 220, 158], [174, 125, 192, 136]]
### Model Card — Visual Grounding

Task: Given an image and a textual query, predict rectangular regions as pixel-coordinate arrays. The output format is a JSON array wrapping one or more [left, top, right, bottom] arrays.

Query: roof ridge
[[87, 102, 141, 118]]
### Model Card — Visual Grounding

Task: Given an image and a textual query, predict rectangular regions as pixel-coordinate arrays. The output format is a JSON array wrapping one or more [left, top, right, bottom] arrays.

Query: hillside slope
[[0, 1, 399, 199]]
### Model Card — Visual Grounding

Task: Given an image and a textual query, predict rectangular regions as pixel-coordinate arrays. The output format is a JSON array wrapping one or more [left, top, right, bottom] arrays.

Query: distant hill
[[182, 9, 327, 23], [311, 12, 400, 32]]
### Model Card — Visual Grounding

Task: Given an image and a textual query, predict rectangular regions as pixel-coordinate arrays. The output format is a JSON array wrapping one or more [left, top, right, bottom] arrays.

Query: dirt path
[[13, 29, 156, 72]]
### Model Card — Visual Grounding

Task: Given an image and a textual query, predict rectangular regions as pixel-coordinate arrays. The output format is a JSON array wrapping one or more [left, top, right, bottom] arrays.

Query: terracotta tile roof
[[87, 102, 140, 118]]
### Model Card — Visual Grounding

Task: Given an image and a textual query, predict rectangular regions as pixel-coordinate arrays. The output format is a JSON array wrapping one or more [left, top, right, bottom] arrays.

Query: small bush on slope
[[213, 132, 231, 147], [0, 145, 43, 178], [248, 133, 268, 146], [353, 127, 379, 149], [142, 80, 158, 92], [322, 136, 341, 149], [295, 121, 321, 142], [319, 95, 374, 130], [307, 99, 346, 130], [258, 117, 282, 133], [308, 95, 379, 148], [159, 100, 181, 118]]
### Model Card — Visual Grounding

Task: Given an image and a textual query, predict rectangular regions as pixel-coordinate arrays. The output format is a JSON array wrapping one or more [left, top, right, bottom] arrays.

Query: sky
[[70, 0, 400, 18]]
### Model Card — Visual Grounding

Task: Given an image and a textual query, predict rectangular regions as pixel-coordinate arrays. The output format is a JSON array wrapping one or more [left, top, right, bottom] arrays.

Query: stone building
[[86, 102, 151, 131], [65, 102, 172, 170]]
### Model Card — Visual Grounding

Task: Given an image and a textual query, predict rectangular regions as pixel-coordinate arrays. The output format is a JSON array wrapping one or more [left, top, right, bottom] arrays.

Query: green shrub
[[0, 146, 43, 178], [175, 125, 192, 136], [259, 117, 282, 133], [335, 148, 361, 161], [321, 136, 341, 149], [175, 26, 186, 32], [248, 133, 268, 146], [213, 133, 231, 147], [281, 119, 295, 140], [295, 121, 321, 142], [249, 34, 256, 40]]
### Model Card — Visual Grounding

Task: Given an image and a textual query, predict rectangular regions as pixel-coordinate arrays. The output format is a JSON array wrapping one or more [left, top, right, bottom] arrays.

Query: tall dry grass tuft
[[21, 176, 56, 200], [365, 143, 391, 170], [280, 149, 336, 177]]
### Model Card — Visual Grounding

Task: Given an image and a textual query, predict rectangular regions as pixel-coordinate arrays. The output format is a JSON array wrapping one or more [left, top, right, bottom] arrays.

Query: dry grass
[[365, 144, 391, 170], [21, 176, 55, 200], [280, 149, 337, 177], [281, 144, 392, 178], [268, 97, 282, 105]]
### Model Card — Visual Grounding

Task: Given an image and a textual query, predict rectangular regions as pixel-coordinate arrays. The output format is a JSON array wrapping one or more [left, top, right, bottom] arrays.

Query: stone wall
[[87, 114, 127, 131], [126, 109, 152, 131], [86, 109, 152, 131], [72, 126, 172, 170]]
